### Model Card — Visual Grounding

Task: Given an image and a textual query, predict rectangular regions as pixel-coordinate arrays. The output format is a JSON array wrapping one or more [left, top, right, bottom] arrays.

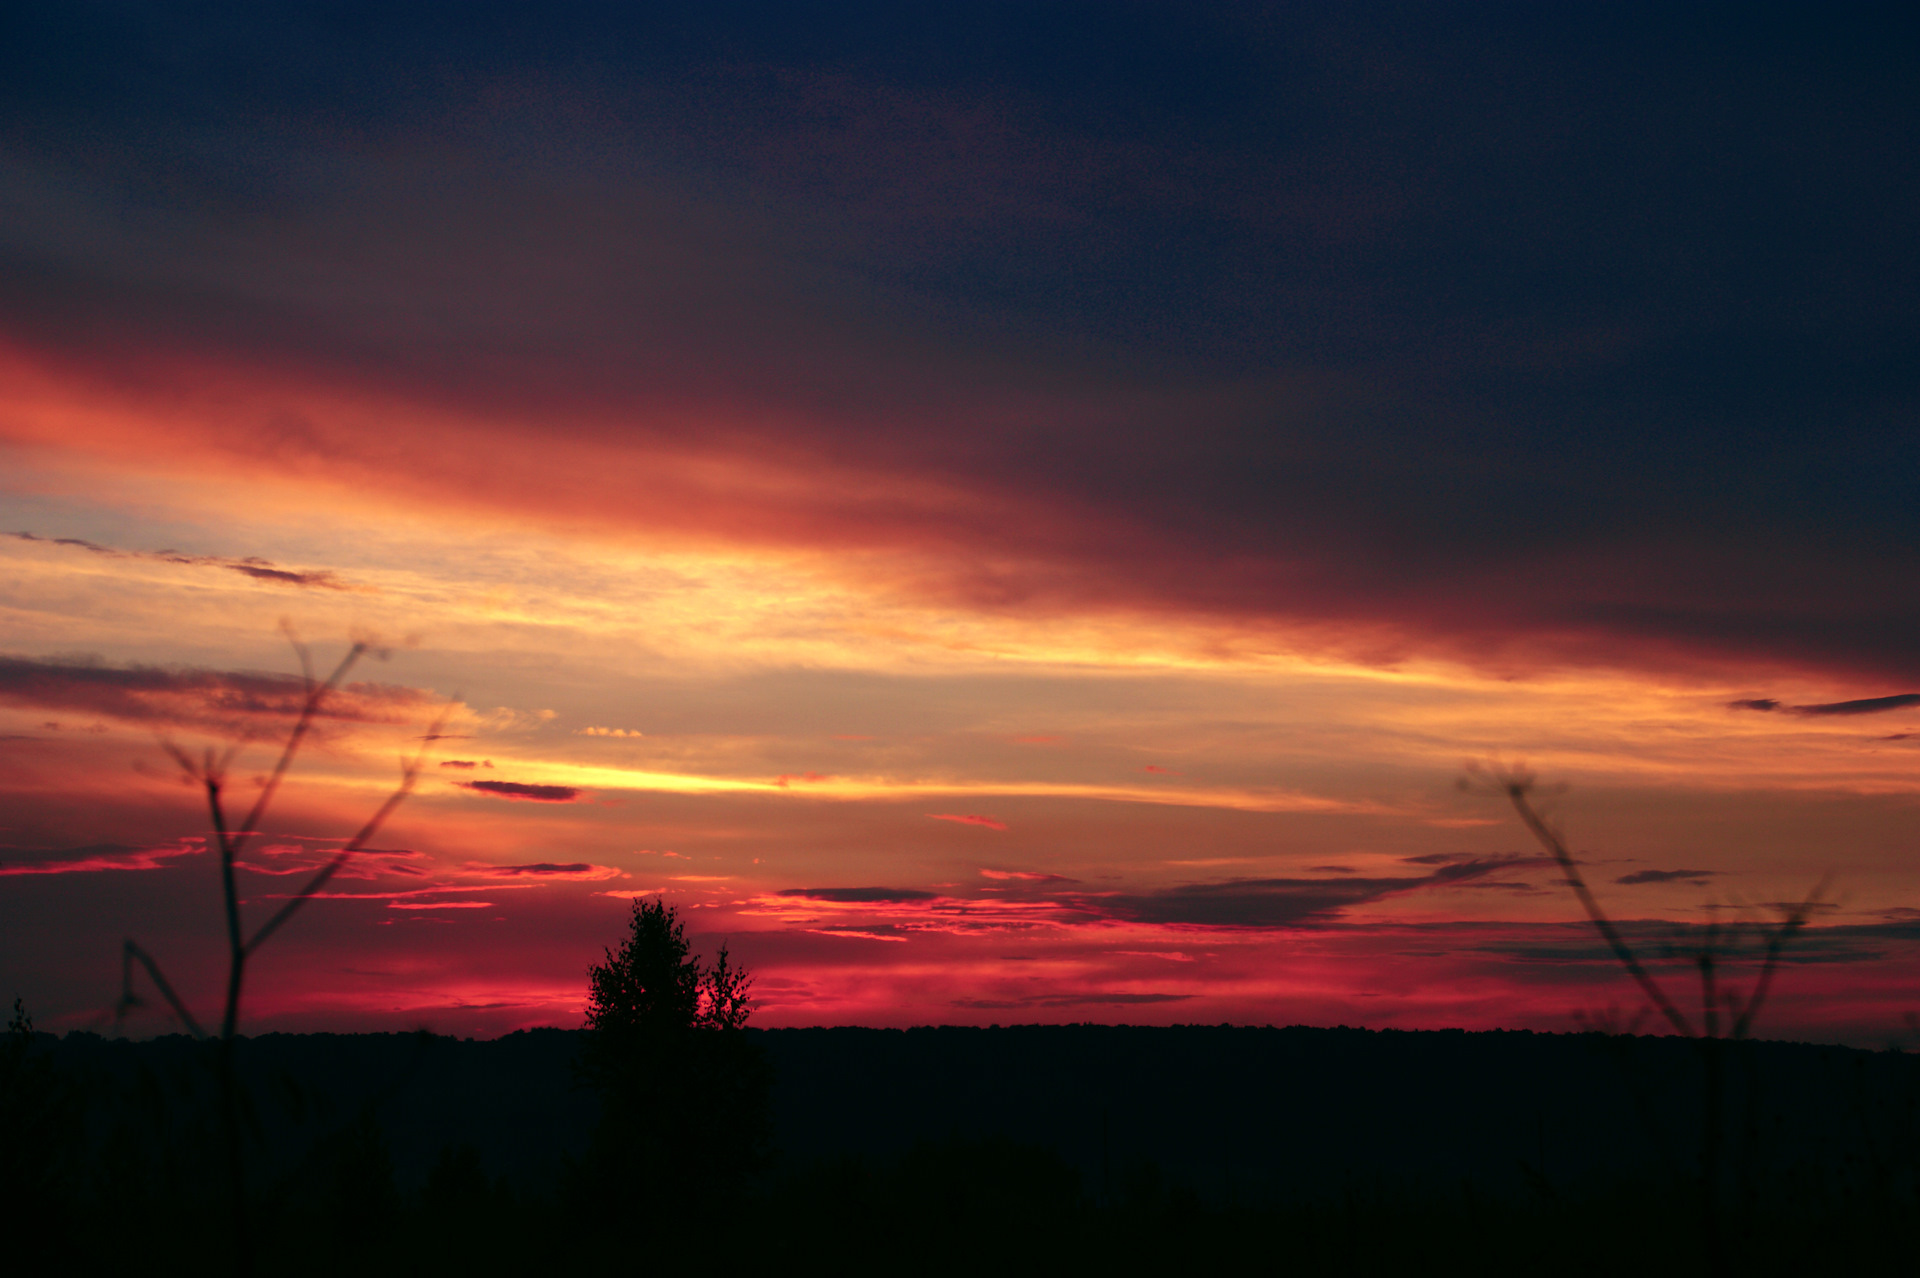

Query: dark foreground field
[[7, 1024, 1919, 1274]]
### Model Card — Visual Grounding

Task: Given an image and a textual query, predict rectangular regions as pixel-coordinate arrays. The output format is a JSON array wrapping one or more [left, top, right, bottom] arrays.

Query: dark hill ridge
[[37, 1024, 1920, 1203]]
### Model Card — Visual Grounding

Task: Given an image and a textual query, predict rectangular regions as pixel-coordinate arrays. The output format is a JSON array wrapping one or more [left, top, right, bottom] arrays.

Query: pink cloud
[[388, 900, 493, 910], [929, 813, 1008, 831], [0, 838, 203, 876], [472, 861, 623, 880]]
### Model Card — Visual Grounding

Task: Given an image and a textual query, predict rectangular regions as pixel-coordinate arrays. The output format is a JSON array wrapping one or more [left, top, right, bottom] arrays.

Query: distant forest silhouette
[[8, 1018, 1920, 1275]]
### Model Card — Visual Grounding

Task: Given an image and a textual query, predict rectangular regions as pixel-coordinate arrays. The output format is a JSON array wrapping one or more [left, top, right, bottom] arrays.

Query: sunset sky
[[3, 4, 1918, 1045]]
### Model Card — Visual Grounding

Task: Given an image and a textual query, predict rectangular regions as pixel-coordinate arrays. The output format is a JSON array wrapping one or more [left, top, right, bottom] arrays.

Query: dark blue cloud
[[0, 654, 430, 726], [1794, 694, 1920, 717], [1079, 857, 1546, 928], [4, 5, 1917, 678], [460, 780, 582, 803], [1731, 694, 1920, 716], [1615, 869, 1717, 886]]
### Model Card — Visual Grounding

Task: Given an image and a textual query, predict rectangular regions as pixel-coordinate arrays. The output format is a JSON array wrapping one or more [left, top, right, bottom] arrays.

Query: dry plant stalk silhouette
[[1466, 762, 1827, 1275], [114, 628, 444, 1275]]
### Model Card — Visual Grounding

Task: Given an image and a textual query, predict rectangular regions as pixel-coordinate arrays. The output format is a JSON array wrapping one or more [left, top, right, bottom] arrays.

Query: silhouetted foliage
[[583, 897, 755, 1038], [573, 898, 771, 1233]]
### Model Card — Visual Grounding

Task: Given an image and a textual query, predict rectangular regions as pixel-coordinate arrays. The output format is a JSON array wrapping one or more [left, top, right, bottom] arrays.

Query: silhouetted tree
[[574, 898, 770, 1233], [584, 897, 703, 1039]]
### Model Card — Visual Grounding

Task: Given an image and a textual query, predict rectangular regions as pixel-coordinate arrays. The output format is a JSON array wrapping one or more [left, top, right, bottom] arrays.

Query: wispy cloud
[[1730, 694, 1920, 717], [1796, 694, 1920, 716], [1615, 868, 1718, 886], [0, 654, 437, 730], [0, 839, 202, 876], [1077, 857, 1548, 928], [779, 887, 939, 904], [475, 862, 622, 880], [758, 856, 1550, 935], [8, 531, 359, 591]]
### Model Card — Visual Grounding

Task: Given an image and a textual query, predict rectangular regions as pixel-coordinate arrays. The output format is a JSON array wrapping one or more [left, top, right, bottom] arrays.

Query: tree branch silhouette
[[1483, 766, 1696, 1037], [116, 939, 206, 1039], [112, 630, 443, 1276], [1467, 762, 1824, 1043], [1467, 761, 1828, 1278]]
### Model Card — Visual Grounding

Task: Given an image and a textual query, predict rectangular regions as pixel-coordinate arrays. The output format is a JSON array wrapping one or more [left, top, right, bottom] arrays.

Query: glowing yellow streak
[[488, 759, 1394, 814]]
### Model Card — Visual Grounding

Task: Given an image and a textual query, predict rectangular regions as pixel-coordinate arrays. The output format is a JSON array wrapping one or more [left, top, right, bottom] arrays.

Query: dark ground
[[8, 1024, 1919, 1273]]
